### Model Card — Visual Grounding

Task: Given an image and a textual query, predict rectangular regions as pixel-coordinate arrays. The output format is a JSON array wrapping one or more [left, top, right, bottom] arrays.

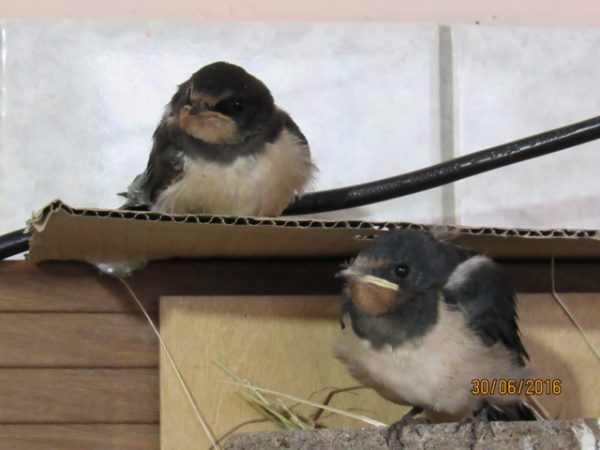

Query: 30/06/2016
[[471, 378, 561, 396]]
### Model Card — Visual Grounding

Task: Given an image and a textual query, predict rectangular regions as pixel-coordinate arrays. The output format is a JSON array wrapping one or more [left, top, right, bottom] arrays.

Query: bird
[[334, 229, 536, 434], [120, 61, 316, 216]]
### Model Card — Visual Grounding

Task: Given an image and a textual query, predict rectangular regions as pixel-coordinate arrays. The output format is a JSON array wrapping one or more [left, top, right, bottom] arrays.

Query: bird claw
[[454, 406, 495, 441], [385, 406, 428, 447]]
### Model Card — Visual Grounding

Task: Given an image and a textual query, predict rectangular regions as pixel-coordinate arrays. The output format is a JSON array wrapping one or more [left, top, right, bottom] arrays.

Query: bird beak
[[189, 101, 207, 115], [336, 268, 399, 292], [359, 275, 399, 292]]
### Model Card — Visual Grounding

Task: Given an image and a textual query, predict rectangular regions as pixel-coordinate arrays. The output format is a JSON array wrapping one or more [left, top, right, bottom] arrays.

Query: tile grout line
[[438, 25, 458, 225], [0, 20, 5, 194], [0, 21, 5, 148], [0, 21, 5, 121]]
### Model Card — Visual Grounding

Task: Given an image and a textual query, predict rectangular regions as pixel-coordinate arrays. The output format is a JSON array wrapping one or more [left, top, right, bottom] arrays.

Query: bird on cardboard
[[334, 229, 536, 439], [121, 61, 316, 216]]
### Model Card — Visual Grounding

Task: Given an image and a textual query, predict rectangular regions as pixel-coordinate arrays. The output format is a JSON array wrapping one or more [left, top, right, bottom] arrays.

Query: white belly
[[152, 129, 314, 216], [334, 303, 529, 416]]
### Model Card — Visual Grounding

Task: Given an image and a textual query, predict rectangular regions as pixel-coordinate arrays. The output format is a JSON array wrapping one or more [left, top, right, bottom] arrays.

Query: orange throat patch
[[177, 106, 238, 144], [348, 278, 399, 315]]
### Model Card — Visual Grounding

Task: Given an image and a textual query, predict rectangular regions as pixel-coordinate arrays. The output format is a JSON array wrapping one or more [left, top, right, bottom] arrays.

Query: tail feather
[[480, 401, 537, 421], [119, 202, 151, 211]]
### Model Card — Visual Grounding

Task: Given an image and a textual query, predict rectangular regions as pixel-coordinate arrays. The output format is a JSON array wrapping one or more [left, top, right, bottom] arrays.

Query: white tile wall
[[0, 20, 442, 232], [0, 21, 599, 234], [453, 26, 600, 229]]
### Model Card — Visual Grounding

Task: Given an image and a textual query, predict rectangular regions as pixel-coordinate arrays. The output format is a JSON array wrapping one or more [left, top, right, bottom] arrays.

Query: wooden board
[[0, 261, 161, 449], [2, 259, 600, 311], [160, 293, 600, 449], [159, 295, 409, 450], [0, 259, 342, 314], [2, 259, 599, 450], [0, 425, 158, 450], [518, 293, 600, 419], [0, 313, 157, 367], [0, 369, 158, 423], [0, 261, 156, 313]]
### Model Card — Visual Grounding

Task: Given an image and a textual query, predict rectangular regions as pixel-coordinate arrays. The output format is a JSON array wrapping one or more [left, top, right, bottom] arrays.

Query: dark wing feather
[[477, 400, 536, 421], [120, 122, 184, 210], [266, 108, 309, 150], [443, 260, 529, 365], [282, 111, 309, 148], [120, 80, 192, 210]]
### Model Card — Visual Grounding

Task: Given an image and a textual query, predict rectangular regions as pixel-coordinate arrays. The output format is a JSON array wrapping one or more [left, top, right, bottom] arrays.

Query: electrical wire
[[282, 115, 600, 215], [0, 228, 30, 259], [1, 115, 600, 259]]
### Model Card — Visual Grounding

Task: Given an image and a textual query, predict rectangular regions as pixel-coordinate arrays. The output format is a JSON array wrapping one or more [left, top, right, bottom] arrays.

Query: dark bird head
[[341, 229, 472, 315], [170, 62, 276, 145], [339, 229, 474, 347]]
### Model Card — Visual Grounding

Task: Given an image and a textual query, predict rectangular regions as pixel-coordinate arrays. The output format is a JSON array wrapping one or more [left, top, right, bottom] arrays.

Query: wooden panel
[[1, 259, 599, 312], [0, 369, 158, 423], [0, 261, 156, 313], [519, 293, 600, 419], [0, 425, 158, 450], [0, 259, 343, 313], [129, 259, 343, 297], [91, 258, 600, 295], [0, 313, 157, 367], [501, 260, 600, 293], [160, 293, 600, 449], [2, 259, 600, 313], [160, 295, 407, 450]]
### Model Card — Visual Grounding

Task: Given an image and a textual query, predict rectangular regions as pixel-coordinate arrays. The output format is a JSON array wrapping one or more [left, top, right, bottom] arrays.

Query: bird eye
[[393, 263, 410, 278], [214, 97, 245, 116], [232, 98, 245, 112]]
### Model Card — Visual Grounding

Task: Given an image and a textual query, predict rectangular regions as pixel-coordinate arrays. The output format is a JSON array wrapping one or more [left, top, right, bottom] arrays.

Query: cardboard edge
[[29, 200, 600, 239]]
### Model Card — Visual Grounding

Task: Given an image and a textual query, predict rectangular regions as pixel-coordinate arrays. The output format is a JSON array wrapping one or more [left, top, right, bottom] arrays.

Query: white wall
[[0, 16, 598, 232]]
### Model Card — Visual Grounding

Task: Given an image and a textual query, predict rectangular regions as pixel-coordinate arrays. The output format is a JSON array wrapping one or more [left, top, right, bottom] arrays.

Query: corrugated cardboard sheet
[[28, 200, 600, 263]]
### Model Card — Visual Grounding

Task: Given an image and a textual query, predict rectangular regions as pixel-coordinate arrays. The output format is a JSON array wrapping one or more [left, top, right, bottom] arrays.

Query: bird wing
[[120, 122, 184, 211], [281, 111, 309, 149], [443, 259, 529, 365]]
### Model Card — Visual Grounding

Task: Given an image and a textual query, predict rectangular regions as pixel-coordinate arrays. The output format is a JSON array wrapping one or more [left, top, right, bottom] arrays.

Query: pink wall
[[2, 0, 600, 26]]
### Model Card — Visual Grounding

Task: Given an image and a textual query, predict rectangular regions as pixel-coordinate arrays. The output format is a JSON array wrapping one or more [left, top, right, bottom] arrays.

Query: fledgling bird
[[121, 61, 316, 216], [334, 229, 535, 431]]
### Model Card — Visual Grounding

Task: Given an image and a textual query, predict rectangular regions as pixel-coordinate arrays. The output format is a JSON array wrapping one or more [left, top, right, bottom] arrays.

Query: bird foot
[[454, 406, 495, 442], [385, 406, 429, 447]]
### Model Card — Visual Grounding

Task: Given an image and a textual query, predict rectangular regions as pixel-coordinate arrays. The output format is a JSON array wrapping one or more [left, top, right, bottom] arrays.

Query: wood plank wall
[[0, 258, 598, 449], [0, 259, 343, 449], [0, 262, 159, 450]]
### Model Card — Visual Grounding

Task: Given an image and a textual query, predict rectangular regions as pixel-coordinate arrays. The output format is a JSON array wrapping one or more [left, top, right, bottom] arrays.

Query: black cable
[[283, 115, 600, 215], [1, 115, 600, 259], [0, 228, 30, 260]]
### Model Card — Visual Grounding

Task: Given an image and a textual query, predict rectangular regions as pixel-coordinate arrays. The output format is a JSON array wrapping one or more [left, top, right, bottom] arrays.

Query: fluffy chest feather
[[334, 302, 528, 416], [152, 129, 314, 216]]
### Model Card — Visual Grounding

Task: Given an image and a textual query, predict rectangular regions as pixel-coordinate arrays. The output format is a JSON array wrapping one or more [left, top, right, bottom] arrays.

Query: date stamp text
[[471, 378, 561, 396]]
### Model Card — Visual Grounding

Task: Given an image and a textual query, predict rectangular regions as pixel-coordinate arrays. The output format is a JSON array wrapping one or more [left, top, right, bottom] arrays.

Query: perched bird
[[334, 229, 536, 430], [121, 61, 316, 216]]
